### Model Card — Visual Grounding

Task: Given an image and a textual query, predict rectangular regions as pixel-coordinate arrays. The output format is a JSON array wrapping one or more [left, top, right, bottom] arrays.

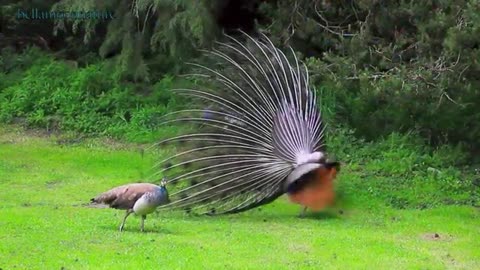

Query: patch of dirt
[[421, 233, 453, 241], [0, 139, 15, 145], [1, 124, 151, 151], [55, 137, 85, 145], [20, 202, 48, 207], [288, 243, 311, 254], [25, 127, 61, 138], [85, 203, 109, 209], [45, 180, 62, 189]]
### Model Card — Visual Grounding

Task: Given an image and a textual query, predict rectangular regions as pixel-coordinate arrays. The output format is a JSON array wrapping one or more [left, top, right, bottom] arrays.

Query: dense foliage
[[328, 128, 478, 208], [258, 1, 480, 153], [1, 0, 479, 154], [0, 47, 188, 141]]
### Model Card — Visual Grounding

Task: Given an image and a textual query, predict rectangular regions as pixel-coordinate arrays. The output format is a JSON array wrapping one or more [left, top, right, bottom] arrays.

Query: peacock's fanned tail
[[155, 32, 328, 215]]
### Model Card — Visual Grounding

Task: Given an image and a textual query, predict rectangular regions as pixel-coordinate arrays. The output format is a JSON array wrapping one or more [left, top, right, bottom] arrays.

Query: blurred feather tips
[[155, 32, 326, 215]]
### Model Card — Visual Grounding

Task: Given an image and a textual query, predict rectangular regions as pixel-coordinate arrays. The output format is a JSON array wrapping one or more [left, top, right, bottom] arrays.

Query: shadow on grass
[[97, 224, 177, 234], [151, 208, 342, 224], [300, 211, 340, 220]]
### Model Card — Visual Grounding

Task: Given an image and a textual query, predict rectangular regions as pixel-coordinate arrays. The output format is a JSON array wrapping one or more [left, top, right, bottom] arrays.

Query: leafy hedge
[[0, 47, 187, 140], [260, 0, 480, 153], [328, 128, 479, 209]]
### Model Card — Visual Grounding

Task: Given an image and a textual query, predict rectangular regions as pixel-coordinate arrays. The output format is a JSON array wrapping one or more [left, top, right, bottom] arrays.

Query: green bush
[[262, 0, 480, 154], [0, 47, 51, 92], [327, 128, 478, 209], [0, 51, 189, 139]]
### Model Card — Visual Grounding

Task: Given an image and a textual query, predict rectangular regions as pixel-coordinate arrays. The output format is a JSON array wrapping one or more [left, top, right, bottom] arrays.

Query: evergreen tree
[[51, 0, 219, 82], [259, 0, 480, 151]]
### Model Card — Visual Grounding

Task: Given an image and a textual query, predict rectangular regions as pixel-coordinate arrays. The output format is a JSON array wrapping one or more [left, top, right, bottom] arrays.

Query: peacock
[[155, 32, 340, 216]]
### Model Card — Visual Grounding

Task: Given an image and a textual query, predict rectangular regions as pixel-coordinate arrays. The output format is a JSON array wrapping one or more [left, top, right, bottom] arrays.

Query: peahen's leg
[[140, 215, 146, 232], [119, 209, 133, 232]]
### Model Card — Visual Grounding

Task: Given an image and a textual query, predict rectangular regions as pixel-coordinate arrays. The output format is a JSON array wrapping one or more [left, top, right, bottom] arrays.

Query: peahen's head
[[160, 177, 168, 189]]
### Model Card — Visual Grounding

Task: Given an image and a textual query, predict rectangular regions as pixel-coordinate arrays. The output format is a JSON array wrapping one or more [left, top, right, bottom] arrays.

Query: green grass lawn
[[0, 126, 479, 269]]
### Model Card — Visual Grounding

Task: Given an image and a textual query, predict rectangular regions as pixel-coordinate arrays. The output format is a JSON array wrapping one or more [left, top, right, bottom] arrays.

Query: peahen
[[90, 178, 169, 232], [156, 32, 340, 216]]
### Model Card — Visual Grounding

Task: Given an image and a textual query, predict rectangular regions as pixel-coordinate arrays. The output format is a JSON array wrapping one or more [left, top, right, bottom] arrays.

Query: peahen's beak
[[160, 177, 168, 187]]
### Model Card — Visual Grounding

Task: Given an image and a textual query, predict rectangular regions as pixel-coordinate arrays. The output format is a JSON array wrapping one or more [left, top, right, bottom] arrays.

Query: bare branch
[[313, 3, 357, 38]]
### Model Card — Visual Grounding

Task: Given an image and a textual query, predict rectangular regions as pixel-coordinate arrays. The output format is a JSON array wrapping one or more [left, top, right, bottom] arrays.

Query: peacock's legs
[[299, 206, 308, 218]]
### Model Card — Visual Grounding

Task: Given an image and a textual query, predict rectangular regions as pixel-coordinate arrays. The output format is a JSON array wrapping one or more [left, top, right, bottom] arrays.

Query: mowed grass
[[0, 127, 479, 269]]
